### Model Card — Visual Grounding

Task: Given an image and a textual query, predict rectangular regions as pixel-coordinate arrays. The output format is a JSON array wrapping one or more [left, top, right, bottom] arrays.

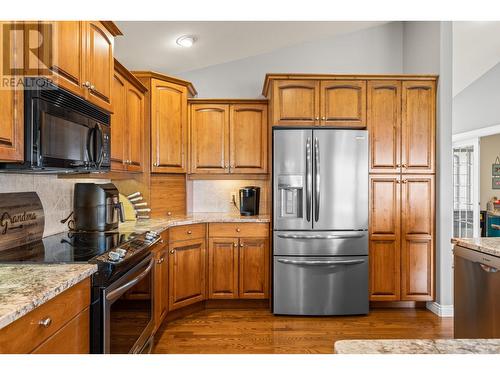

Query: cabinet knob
[[240, 243, 244, 247], [234, 243, 238, 247], [402, 179, 408, 184], [315, 117, 320, 121], [83, 81, 90, 88], [170, 250, 175, 254], [396, 180, 401, 184], [396, 163, 401, 168], [90, 84, 95, 90], [402, 163, 408, 168], [153, 163, 158, 167], [236, 228, 241, 232], [187, 230, 192, 235], [167, 212, 172, 216], [159, 239, 164, 244], [225, 163, 229, 168], [157, 258, 164, 264], [322, 117, 326, 121], [38, 317, 52, 328]]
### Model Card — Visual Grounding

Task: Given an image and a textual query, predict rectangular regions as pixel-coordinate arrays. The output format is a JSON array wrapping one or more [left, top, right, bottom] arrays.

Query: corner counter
[[451, 237, 500, 258]]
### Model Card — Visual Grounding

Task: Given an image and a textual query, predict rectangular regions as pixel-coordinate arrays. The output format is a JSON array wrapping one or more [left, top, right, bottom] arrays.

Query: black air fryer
[[239, 186, 260, 216], [74, 183, 124, 232]]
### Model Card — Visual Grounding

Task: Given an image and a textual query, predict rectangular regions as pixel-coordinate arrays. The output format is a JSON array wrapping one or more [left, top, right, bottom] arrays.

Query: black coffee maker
[[239, 186, 260, 216], [73, 183, 124, 232]]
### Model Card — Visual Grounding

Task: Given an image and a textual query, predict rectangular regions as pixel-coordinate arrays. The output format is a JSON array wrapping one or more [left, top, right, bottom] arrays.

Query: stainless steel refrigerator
[[273, 128, 369, 315]]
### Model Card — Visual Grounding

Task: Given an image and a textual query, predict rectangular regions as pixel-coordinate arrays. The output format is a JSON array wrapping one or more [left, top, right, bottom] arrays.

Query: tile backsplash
[[0, 174, 110, 237], [189, 180, 269, 214]]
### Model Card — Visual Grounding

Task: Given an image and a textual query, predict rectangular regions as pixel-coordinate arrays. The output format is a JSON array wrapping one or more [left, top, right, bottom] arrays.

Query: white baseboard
[[426, 302, 454, 317]]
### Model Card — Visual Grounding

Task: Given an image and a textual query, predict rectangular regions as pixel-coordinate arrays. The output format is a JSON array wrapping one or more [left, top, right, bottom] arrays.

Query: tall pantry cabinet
[[368, 79, 436, 302]]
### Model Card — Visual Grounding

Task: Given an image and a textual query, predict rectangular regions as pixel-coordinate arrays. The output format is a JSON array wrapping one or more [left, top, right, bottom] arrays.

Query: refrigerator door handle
[[277, 259, 365, 266], [314, 137, 320, 222], [277, 233, 365, 240], [306, 137, 312, 222]]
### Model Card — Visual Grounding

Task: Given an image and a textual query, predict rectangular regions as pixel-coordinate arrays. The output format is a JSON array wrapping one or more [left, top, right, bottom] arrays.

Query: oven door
[[102, 255, 155, 354], [34, 98, 107, 170]]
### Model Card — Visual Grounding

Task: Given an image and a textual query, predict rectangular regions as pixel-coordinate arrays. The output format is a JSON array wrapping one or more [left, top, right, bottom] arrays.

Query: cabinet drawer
[[209, 223, 269, 238], [169, 224, 206, 243], [0, 278, 90, 354], [31, 308, 89, 354]]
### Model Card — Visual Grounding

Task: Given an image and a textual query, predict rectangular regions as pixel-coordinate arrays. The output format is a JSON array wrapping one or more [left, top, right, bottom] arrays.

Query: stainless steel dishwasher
[[454, 245, 500, 338]]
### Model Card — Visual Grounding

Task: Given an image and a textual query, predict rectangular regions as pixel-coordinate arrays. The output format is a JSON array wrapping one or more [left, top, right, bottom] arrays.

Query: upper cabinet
[[271, 80, 319, 126], [110, 60, 146, 172], [189, 100, 268, 175], [133, 72, 197, 174], [401, 81, 436, 174], [368, 79, 436, 174], [0, 22, 23, 162], [320, 80, 366, 127], [267, 76, 366, 128], [39, 21, 121, 112]]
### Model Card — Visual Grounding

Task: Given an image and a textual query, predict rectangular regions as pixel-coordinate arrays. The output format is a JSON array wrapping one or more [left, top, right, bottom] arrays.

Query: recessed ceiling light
[[176, 35, 196, 48]]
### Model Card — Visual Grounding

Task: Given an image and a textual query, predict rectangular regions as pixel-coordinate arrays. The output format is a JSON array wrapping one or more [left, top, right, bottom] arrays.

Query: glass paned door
[[453, 145, 477, 238]]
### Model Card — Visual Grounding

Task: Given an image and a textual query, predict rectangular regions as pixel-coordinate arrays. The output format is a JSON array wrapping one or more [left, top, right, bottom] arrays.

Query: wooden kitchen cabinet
[[0, 278, 91, 354], [208, 237, 239, 299], [401, 81, 436, 174], [190, 104, 230, 174], [189, 100, 268, 175], [111, 60, 146, 172], [38, 21, 120, 112], [368, 81, 402, 174], [230, 104, 268, 173], [369, 175, 401, 301], [401, 175, 435, 301], [133, 72, 196, 174], [0, 22, 23, 162], [207, 223, 269, 300], [152, 237, 169, 331], [168, 237, 207, 311], [320, 80, 366, 127], [271, 80, 319, 126]]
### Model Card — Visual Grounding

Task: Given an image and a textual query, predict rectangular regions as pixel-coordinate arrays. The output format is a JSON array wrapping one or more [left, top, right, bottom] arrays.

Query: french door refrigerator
[[273, 128, 369, 315]]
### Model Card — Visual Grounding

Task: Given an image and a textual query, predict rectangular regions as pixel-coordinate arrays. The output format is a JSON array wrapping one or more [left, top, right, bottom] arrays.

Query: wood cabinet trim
[[132, 71, 197, 97]]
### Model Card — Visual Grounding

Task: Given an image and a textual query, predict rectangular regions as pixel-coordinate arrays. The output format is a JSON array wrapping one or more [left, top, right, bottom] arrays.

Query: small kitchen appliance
[[239, 186, 260, 216], [74, 183, 124, 232]]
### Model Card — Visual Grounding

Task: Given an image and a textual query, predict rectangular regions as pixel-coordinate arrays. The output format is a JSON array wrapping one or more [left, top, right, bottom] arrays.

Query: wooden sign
[[0, 192, 44, 251]]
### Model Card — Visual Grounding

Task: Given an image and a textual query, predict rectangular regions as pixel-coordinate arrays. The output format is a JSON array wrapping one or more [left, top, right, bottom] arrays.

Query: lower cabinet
[[152, 237, 169, 331], [208, 223, 270, 300], [168, 237, 207, 311]]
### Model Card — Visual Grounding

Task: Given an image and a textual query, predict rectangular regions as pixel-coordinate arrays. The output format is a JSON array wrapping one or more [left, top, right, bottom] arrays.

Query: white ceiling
[[453, 21, 500, 97], [114, 21, 388, 74]]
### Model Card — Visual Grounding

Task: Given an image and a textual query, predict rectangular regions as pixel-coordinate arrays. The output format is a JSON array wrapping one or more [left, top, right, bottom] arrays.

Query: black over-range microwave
[[0, 78, 111, 173]]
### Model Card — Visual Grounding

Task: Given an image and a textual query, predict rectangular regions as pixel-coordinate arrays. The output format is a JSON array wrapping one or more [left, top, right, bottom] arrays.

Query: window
[[453, 146, 474, 237]]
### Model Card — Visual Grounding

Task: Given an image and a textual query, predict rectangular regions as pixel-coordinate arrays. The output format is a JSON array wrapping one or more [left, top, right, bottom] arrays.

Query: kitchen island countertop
[[451, 237, 500, 257], [119, 212, 270, 233], [334, 339, 500, 354], [0, 264, 97, 330]]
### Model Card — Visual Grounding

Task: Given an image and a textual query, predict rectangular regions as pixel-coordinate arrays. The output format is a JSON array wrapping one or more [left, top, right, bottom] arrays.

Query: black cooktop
[[0, 230, 139, 263]]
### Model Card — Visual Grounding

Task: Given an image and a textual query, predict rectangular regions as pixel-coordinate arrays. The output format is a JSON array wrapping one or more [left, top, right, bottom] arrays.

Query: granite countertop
[[451, 237, 500, 257], [0, 264, 97, 330], [119, 212, 271, 233], [334, 339, 500, 354]]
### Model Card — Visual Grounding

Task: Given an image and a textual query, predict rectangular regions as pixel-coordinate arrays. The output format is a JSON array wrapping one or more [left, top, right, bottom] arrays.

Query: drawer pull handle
[[38, 317, 52, 328], [187, 230, 192, 234], [277, 233, 364, 240], [277, 259, 365, 266]]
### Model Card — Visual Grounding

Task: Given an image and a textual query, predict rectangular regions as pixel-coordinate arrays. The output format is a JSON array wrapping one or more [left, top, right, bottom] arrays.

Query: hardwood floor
[[153, 308, 453, 354]]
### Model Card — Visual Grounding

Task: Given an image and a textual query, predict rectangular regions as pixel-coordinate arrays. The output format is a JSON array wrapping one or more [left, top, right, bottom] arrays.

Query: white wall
[[479, 133, 500, 209], [403, 22, 454, 310], [178, 22, 404, 98], [453, 62, 500, 135]]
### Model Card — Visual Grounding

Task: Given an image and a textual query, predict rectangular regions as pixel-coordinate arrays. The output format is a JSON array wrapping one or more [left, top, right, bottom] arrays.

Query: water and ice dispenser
[[277, 175, 303, 219]]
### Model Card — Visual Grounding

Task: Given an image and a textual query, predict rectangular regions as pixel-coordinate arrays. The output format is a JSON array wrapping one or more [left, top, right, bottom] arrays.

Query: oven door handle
[[105, 258, 154, 301]]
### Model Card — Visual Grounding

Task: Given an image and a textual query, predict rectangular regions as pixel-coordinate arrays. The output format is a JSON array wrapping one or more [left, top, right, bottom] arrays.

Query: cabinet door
[[367, 81, 401, 173], [168, 238, 206, 310], [401, 81, 436, 174], [238, 238, 269, 299], [85, 21, 113, 111], [126, 85, 144, 172], [229, 104, 268, 174], [272, 80, 319, 126], [39, 21, 86, 97], [190, 104, 229, 174], [369, 175, 401, 301], [151, 80, 187, 173], [208, 238, 239, 299], [153, 246, 168, 330], [320, 80, 366, 127], [110, 71, 127, 171], [401, 175, 435, 301], [0, 22, 23, 162]]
